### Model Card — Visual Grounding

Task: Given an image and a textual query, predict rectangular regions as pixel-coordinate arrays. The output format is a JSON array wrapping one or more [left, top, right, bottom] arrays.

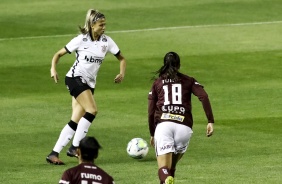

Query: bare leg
[[71, 96, 85, 122], [75, 90, 97, 115], [157, 153, 173, 169], [71, 90, 97, 148], [157, 153, 174, 184]]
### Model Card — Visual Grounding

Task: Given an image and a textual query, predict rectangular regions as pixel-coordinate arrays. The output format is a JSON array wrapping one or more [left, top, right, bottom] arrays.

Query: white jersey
[[65, 33, 120, 88]]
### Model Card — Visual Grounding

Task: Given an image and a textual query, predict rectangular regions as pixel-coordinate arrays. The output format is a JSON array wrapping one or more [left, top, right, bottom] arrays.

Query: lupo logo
[[84, 56, 103, 65]]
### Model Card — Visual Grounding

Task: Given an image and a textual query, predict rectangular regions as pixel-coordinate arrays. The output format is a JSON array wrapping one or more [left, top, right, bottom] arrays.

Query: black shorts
[[65, 76, 94, 98]]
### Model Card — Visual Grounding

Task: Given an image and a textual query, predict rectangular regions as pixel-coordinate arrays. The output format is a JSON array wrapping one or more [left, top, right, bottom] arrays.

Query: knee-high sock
[[158, 166, 171, 184], [72, 112, 95, 147], [53, 120, 77, 153], [171, 168, 176, 177]]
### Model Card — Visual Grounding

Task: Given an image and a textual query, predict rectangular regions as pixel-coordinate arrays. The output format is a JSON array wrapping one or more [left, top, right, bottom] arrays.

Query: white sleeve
[[65, 34, 83, 53], [107, 36, 120, 55]]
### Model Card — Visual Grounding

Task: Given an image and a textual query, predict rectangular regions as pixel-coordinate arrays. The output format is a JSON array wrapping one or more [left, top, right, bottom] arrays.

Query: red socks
[[170, 168, 176, 177], [158, 166, 171, 183]]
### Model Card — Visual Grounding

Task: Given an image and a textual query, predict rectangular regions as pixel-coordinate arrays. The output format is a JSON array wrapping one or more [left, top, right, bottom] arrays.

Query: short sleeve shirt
[[65, 34, 120, 88], [59, 163, 115, 184]]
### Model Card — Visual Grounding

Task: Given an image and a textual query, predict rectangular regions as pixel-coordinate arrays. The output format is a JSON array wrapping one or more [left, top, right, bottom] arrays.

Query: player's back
[[151, 73, 196, 128], [59, 163, 114, 184]]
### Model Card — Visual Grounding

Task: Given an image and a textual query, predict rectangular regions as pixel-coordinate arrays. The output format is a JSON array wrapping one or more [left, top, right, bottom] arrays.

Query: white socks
[[53, 124, 75, 153], [72, 117, 92, 147]]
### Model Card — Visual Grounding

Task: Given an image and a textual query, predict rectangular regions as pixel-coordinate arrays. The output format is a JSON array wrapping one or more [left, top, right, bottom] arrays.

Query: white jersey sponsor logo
[[81, 173, 102, 180], [161, 113, 185, 122]]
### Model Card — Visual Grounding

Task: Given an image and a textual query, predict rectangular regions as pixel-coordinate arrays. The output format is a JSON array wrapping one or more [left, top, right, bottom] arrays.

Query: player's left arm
[[114, 51, 126, 83], [206, 122, 214, 137], [192, 80, 215, 136]]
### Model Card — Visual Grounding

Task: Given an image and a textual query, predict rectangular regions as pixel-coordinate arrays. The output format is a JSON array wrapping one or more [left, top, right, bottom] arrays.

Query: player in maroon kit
[[148, 52, 214, 184], [59, 136, 115, 184]]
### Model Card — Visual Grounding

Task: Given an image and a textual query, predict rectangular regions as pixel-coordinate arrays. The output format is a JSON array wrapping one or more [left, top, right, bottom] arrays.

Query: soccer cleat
[[67, 147, 78, 158], [164, 176, 174, 184], [46, 155, 65, 165]]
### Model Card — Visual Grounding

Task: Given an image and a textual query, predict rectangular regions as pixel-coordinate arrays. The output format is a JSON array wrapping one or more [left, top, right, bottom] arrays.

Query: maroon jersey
[[148, 73, 214, 136], [59, 163, 115, 184]]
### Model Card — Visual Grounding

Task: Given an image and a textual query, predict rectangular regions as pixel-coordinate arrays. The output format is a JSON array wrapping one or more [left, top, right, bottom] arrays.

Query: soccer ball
[[126, 138, 149, 159]]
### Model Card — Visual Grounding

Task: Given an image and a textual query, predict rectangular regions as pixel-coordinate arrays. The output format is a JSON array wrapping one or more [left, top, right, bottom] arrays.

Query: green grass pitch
[[0, 0, 282, 183]]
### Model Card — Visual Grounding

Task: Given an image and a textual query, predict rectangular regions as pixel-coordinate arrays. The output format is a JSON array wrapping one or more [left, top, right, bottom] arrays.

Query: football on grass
[[126, 138, 149, 159]]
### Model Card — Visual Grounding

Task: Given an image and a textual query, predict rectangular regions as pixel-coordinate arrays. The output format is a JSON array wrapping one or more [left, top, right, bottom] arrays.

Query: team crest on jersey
[[101, 45, 107, 53], [83, 38, 88, 42]]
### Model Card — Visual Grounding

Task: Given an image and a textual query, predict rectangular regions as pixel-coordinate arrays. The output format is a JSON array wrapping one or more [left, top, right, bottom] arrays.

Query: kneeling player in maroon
[[59, 136, 115, 184]]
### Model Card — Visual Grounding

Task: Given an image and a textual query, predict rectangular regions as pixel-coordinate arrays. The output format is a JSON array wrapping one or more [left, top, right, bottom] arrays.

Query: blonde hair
[[79, 9, 105, 37]]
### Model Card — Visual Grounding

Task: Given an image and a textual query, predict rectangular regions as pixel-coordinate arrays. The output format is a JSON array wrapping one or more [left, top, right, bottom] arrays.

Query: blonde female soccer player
[[46, 9, 126, 165]]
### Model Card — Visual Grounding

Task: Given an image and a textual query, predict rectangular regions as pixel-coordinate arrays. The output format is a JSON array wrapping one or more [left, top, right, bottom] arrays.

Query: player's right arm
[[148, 96, 156, 137], [148, 83, 157, 140], [50, 48, 68, 83]]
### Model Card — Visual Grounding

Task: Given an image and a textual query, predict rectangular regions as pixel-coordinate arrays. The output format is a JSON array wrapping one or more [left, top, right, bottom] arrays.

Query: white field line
[[1, 20, 282, 42]]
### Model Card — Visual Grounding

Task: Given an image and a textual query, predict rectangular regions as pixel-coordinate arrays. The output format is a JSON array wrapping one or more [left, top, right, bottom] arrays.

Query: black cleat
[[46, 155, 65, 165], [67, 147, 78, 158]]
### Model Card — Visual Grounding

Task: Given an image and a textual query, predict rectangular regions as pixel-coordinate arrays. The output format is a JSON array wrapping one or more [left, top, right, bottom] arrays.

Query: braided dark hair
[[154, 51, 180, 80]]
